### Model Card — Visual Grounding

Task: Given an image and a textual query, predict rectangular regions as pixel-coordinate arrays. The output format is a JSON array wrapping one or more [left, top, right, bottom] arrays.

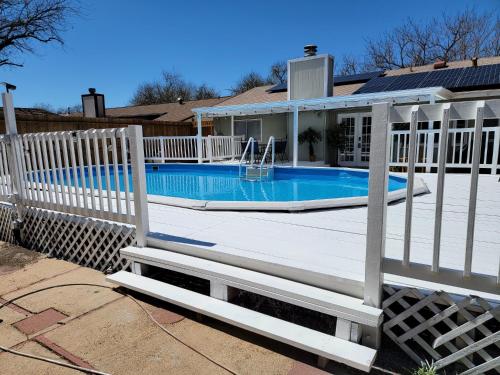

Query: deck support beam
[[197, 113, 203, 164], [292, 106, 299, 167], [210, 281, 236, 302]]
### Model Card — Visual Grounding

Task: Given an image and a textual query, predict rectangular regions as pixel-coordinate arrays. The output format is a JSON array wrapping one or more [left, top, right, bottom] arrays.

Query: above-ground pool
[[134, 164, 428, 211]]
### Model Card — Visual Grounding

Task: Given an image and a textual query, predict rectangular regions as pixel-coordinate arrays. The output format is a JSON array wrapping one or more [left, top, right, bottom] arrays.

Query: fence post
[[363, 102, 391, 349], [196, 113, 203, 163], [1, 91, 24, 221], [128, 125, 149, 247], [207, 135, 213, 163]]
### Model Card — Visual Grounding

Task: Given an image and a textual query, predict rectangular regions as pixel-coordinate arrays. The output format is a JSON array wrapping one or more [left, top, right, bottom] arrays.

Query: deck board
[[147, 173, 500, 298]]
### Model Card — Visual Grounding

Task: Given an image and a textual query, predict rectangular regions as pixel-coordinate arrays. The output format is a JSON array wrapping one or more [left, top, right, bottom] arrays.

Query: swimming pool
[[133, 164, 428, 211]]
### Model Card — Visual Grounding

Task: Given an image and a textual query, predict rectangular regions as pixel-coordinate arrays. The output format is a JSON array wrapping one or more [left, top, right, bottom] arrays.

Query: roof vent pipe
[[472, 57, 478, 67], [304, 45, 317, 57], [177, 97, 184, 104]]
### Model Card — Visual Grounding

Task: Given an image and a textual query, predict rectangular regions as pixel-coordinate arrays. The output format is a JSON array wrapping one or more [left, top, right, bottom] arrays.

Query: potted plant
[[298, 127, 322, 162], [326, 122, 348, 166]]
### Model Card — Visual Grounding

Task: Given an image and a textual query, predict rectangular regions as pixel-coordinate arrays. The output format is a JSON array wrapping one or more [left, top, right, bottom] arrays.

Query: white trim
[[194, 87, 452, 118]]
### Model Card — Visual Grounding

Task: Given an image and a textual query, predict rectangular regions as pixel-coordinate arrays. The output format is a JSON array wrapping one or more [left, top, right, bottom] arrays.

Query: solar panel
[[353, 75, 400, 94], [385, 71, 430, 91], [419, 68, 464, 89], [453, 64, 500, 90], [353, 63, 500, 95], [266, 82, 287, 93], [334, 71, 384, 85]]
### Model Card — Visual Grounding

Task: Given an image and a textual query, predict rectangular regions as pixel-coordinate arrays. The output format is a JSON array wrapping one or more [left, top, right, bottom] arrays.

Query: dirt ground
[[0, 242, 412, 375]]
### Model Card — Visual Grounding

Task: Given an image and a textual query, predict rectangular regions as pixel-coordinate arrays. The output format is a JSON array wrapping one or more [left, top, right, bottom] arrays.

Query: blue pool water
[[67, 164, 406, 202]]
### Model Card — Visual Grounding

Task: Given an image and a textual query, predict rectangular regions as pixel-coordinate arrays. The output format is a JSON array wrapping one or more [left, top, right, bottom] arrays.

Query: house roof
[[105, 97, 230, 122], [212, 56, 500, 109]]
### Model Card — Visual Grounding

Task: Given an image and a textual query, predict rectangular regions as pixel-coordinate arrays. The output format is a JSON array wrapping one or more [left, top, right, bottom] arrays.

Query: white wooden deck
[[147, 173, 500, 299]]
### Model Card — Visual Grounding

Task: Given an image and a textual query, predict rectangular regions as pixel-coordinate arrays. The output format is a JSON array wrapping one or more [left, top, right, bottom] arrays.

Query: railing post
[[160, 138, 165, 163], [491, 127, 499, 175], [425, 122, 435, 172], [128, 125, 149, 247], [230, 116, 235, 161], [196, 113, 203, 163], [2, 91, 24, 221], [363, 102, 391, 349], [207, 135, 213, 163]]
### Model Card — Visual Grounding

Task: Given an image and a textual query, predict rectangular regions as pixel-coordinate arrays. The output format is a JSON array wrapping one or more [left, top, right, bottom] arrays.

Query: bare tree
[[194, 84, 219, 100], [345, 8, 498, 72], [230, 72, 267, 95], [130, 71, 219, 105], [267, 60, 287, 84], [337, 55, 367, 76], [0, 0, 76, 68]]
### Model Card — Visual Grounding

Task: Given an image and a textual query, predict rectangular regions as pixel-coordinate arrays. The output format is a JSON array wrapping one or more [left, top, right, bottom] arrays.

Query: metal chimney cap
[[88, 88, 96, 94], [304, 45, 318, 57]]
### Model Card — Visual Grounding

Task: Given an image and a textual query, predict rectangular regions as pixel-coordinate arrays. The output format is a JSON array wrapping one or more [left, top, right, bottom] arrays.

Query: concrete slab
[[0, 258, 79, 295], [166, 317, 295, 375], [45, 297, 296, 375], [2, 267, 121, 316], [0, 340, 78, 375], [0, 303, 29, 347]]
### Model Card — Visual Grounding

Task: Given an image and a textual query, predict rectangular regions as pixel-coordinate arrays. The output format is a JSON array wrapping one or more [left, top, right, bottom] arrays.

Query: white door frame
[[337, 112, 372, 167]]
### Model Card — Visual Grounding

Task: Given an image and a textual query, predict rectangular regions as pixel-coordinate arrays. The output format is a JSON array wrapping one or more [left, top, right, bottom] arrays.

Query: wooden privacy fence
[[0, 111, 194, 137], [143, 135, 243, 162]]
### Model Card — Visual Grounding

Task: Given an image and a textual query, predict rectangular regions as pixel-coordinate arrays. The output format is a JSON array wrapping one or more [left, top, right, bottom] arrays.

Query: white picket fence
[[143, 135, 243, 163], [390, 126, 500, 173]]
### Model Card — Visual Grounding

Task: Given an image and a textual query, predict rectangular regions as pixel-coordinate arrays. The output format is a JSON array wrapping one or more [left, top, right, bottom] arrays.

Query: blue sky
[[1, 0, 498, 109]]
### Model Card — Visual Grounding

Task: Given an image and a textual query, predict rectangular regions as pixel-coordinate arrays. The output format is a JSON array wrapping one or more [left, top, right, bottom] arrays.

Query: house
[[196, 47, 500, 169]]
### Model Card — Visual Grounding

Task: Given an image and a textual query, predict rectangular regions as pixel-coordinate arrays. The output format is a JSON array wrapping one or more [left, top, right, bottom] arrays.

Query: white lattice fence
[[0, 203, 14, 243], [383, 285, 500, 374], [21, 207, 135, 272]]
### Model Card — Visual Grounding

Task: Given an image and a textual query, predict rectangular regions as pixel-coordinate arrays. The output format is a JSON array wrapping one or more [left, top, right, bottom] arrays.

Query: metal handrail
[[238, 137, 255, 177], [260, 136, 275, 177]]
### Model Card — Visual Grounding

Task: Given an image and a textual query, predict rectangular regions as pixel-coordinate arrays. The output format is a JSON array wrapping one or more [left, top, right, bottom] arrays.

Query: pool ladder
[[239, 137, 275, 181]]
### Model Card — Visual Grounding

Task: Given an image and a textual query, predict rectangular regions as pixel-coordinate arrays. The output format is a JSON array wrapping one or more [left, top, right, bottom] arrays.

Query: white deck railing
[[366, 100, 500, 310], [143, 135, 243, 163], [390, 126, 499, 173]]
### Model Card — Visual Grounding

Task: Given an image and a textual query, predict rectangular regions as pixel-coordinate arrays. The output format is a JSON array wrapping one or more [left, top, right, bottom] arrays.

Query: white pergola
[[192, 87, 452, 166]]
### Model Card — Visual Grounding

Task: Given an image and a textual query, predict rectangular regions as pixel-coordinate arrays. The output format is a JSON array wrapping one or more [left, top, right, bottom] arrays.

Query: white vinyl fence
[[143, 135, 243, 163], [0, 91, 150, 245]]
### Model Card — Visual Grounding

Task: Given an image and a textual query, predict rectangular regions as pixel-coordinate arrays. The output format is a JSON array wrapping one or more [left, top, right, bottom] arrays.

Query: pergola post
[[230, 115, 235, 160], [197, 113, 203, 163], [292, 106, 299, 167]]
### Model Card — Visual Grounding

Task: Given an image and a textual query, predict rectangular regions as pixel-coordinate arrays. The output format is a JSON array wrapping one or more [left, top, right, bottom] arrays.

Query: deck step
[[121, 246, 383, 327], [107, 271, 377, 372]]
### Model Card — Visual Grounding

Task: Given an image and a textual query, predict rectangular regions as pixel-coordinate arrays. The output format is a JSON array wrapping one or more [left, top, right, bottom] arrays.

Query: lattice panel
[[383, 285, 500, 374], [0, 203, 14, 243], [21, 207, 135, 272]]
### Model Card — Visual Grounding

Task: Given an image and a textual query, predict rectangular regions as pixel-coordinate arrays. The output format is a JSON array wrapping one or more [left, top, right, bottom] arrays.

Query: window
[[234, 119, 262, 141]]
